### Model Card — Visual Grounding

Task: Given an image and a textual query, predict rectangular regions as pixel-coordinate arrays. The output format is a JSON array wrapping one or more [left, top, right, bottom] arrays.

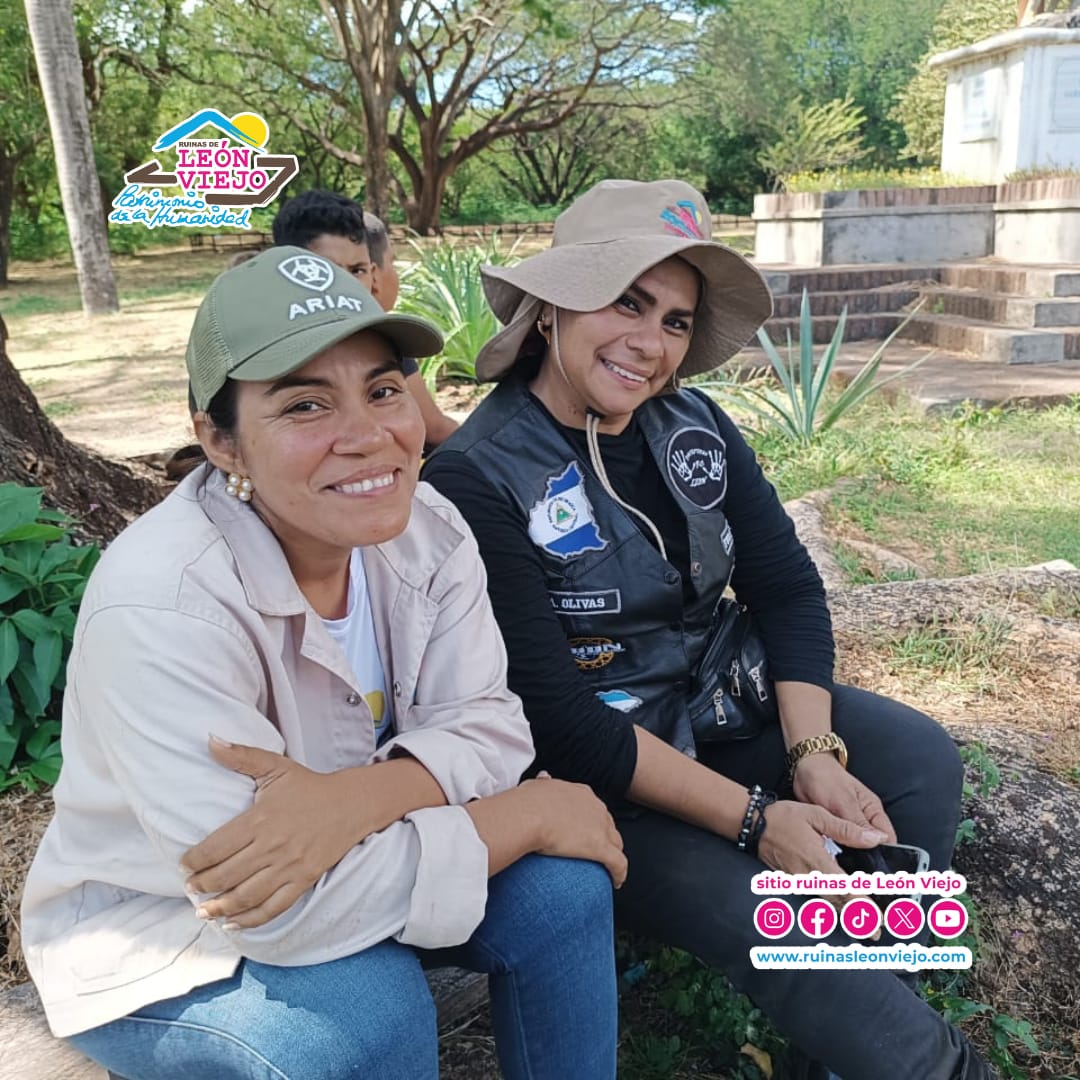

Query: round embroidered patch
[[666, 426, 727, 508]]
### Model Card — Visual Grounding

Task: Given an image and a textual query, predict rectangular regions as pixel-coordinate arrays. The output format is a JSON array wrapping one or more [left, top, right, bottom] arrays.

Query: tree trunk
[[403, 166, 448, 235], [23, 0, 118, 315], [362, 110, 393, 223], [0, 316, 164, 545]]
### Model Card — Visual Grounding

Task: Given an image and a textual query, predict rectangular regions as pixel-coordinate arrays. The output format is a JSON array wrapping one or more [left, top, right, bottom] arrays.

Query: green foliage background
[[0, 485, 98, 791], [0, 0, 996, 266], [892, 0, 1016, 163]]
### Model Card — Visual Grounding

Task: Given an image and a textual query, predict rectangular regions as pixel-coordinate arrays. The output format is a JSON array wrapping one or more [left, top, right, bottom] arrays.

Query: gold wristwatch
[[785, 733, 848, 777]]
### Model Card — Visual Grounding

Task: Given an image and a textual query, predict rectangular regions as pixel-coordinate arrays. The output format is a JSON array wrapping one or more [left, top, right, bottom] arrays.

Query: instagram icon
[[754, 898, 795, 939]]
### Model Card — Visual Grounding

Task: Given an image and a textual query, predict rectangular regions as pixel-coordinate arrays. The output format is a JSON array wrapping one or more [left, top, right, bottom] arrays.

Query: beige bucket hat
[[476, 179, 772, 382]]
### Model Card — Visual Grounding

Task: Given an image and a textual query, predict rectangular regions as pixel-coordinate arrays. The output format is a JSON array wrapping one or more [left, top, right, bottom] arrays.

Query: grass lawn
[[748, 397, 1080, 579]]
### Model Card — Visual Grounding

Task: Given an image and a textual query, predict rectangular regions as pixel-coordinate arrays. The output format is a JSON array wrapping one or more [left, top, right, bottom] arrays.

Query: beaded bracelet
[[746, 790, 778, 857], [737, 785, 766, 851]]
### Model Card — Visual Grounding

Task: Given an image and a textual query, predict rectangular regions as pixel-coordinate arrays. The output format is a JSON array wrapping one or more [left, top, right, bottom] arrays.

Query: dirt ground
[[1, 247, 491, 459]]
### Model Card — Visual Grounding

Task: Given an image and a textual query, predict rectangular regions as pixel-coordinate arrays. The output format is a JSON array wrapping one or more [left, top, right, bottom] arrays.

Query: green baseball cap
[[186, 244, 444, 410]]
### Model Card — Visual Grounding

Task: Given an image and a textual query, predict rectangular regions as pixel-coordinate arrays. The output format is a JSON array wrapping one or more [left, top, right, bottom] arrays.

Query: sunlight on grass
[[746, 397, 1080, 576], [884, 614, 1019, 694]]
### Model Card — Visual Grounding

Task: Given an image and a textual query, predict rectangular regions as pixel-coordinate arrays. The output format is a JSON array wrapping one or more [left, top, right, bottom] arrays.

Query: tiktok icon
[[840, 898, 881, 940]]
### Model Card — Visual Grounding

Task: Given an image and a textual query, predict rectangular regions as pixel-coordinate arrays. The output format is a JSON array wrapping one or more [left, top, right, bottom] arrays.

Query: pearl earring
[[225, 472, 253, 502]]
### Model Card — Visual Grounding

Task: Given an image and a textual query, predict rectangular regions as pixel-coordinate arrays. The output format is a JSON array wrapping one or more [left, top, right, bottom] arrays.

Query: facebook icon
[[797, 899, 838, 940]]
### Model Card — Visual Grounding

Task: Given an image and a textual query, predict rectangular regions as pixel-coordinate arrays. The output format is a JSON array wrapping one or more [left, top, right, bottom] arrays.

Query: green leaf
[[28, 757, 61, 785], [0, 573, 26, 605], [9, 608, 55, 641], [0, 523, 65, 544], [32, 631, 64, 694], [36, 540, 80, 579], [0, 723, 17, 772], [25, 719, 61, 760], [0, 484, 45, 533], [0, 619, 18, 683], [10, 659, 49, 719]]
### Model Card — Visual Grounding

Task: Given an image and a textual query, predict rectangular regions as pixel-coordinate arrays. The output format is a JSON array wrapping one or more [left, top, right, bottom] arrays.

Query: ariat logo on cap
[[277, 254, 335, 291]]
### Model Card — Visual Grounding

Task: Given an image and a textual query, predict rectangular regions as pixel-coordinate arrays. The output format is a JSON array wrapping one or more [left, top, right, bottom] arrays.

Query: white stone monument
[[932, 27, 1080, 182]]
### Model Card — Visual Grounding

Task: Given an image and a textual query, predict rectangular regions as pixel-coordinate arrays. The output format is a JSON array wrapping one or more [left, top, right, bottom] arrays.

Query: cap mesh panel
[[189, 288, 234, 408]]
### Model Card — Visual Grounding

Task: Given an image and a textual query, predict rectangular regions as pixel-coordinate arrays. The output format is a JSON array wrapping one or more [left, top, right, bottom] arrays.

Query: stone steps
[[935, 264, 1080, 298], [917, 288, 1080, 328], [770, 287, 918, 319], [900, 313, 1080, 364], [761, 265, 940, 297], [758, 260, 1080, 365]]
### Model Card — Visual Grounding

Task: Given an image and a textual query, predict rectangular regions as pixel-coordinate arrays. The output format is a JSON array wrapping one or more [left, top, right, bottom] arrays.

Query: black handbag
[[688, 600, 779, 742]]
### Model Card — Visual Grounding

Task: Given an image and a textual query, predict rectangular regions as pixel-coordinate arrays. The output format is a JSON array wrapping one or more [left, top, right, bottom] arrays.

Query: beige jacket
[[21, 468, 534, 1037]]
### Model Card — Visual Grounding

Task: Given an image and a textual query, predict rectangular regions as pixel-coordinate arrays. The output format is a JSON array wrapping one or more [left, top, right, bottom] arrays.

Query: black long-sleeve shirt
[[423, 395, 833, 802]]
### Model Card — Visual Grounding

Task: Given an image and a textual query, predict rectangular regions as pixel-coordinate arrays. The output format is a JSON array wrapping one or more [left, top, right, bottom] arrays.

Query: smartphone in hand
[[836, 842, 930, 910]]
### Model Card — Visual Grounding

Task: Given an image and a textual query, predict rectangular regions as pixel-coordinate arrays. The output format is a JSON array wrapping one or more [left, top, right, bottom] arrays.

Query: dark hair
[[272, 189, 367, 250], [362, 211, 391, 268], [165, 380, 240, 481]]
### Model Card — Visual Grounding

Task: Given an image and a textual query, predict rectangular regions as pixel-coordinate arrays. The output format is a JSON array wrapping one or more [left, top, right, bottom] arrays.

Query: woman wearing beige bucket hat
[[21, 247, 624, 1079], [424, 180, 995, 1080]]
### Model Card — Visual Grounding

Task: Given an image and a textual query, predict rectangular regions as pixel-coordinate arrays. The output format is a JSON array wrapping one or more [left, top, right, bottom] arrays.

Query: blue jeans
[[69, 855, 616, 1080]]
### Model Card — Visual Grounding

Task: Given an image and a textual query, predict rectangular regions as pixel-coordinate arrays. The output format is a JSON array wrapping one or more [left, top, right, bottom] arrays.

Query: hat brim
[[229, 311, 444, 384], [475, 235, 772, 382]]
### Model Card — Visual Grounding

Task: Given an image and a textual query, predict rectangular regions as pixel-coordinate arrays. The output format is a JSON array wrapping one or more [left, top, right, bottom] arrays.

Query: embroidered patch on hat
[[528, 461, 607, 560], [569, 637, 625, 670], [666, 426, 727, 509], [660, 200, 704, 239], [596, 689, 643, 713], [277, 253, 335, 291]]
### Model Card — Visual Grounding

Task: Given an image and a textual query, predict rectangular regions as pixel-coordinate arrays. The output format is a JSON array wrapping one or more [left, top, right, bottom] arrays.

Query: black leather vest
[[438, 378, 738, 756]]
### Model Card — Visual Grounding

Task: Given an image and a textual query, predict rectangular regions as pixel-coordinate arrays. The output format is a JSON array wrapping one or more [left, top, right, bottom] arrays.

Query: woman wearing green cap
[[421, 180, 995, 1080], [20, 247, 623, 1079]]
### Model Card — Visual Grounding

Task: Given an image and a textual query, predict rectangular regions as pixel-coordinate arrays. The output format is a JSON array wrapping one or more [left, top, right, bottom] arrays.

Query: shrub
[[0, 485, 99, 791], [700, 289, 928, 445], [782, 166, 979, 192], [396, 236, 521, 387], [758, 97, 868, 191]]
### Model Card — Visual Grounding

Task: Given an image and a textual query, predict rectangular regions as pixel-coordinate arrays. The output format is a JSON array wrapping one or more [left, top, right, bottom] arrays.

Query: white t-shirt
[[322, 548, 393, 744]]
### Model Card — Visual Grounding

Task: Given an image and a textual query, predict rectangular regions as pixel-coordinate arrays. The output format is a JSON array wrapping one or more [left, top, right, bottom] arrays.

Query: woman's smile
[[328, 469, 401, 496]]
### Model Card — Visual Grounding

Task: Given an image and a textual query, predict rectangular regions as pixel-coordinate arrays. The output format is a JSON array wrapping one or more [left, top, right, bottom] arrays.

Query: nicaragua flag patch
[[528, 462, 607, 560]]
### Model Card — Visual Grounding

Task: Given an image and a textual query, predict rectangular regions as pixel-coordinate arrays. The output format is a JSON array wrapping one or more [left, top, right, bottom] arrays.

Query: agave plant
[[396, 234, 520, 388], [702, 289, 929, 444]]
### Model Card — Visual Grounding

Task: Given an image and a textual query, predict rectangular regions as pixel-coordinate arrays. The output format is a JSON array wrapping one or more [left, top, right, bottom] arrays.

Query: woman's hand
[[182, 736, 446, 928], [464, 775, 627, 888], [791, 754, 897, 843], [528, 776, 628, 888], [756, 799, 887, 878]]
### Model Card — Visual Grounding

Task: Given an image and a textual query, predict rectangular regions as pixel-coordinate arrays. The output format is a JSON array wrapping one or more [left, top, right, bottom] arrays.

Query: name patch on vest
[[568, 637, 624, 670], [528, 462, 607, 560], [666, 426, 727, 509], [549, 589, 622, 615]]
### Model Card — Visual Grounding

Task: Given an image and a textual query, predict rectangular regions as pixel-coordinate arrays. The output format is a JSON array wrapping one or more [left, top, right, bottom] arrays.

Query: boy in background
[[272, 190, 459, 446]]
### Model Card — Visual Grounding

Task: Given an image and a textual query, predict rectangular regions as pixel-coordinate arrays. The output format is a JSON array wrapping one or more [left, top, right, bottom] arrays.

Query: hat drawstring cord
[[584, 410, 669, 564], [549, 308, 669, 563]]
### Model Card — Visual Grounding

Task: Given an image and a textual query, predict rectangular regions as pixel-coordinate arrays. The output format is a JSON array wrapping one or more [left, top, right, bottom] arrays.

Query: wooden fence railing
[[188, 214, 754, 252]]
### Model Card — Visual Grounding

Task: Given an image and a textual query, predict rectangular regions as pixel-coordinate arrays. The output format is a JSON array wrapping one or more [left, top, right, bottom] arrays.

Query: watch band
[[785, 733, 848, 776]]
